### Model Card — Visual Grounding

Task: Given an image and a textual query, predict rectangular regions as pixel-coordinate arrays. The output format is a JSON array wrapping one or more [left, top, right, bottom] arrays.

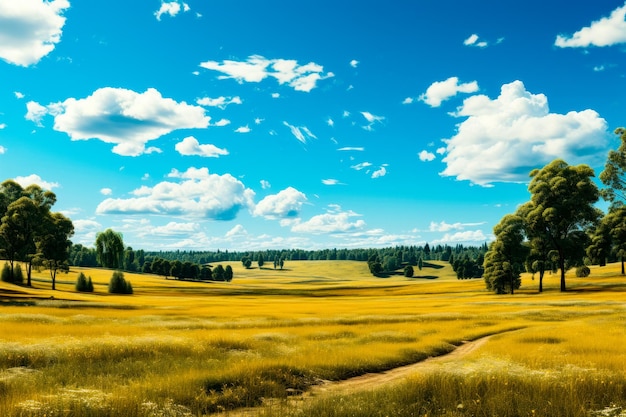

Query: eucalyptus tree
[[600, 127, 626, 209], [527, 159, 600, 291], [0, 196, 40, 281]]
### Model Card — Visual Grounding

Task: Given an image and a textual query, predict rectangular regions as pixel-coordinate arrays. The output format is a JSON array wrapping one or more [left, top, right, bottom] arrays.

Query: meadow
[[0, 260, 625, 417]]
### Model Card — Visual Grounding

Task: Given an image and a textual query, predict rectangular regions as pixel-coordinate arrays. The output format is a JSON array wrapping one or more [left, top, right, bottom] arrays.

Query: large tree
[[527, 159, 600, 291], [95, 229, 125, 269], [37, 212, 74, 290], [588, 207, 626, 274], [483, 214, 528, 294], [0, 197, 40, 281]]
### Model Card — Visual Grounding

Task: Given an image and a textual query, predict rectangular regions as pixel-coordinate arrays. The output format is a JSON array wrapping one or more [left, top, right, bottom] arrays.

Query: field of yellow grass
[[1, 260, 625, 416]]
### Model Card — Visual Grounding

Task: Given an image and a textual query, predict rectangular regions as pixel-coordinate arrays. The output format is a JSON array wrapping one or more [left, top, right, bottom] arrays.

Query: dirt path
[[215, 334, 495, 416]]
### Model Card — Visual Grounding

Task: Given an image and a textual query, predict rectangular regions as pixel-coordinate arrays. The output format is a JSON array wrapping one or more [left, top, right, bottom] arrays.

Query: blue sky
[[1, 0, 625, 251]]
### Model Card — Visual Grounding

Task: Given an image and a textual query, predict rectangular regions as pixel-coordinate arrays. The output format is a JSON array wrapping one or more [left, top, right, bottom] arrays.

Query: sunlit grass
[[0, 260, 625, 416]]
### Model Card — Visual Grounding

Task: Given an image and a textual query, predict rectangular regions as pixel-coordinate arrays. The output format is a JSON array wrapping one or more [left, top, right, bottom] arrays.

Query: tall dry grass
[[0, 260, 625, 416]]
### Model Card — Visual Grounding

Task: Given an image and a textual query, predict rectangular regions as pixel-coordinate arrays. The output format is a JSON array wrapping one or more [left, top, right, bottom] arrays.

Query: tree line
[[484, 127, 626, 294]]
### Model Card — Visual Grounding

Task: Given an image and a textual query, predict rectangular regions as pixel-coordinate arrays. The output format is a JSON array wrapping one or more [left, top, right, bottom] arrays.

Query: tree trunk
[[559, 253, 566, 292], [539, 269, 545, 293], [622, 255, 624, 275]]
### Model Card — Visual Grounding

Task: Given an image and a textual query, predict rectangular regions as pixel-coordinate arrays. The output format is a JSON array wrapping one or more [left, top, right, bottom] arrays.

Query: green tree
[[108, 271, 133, 294], [1, 262, 11, 283], [527, 159, 600, 291], [0, 197, 40, 282], [589, 208, 626, 274], [257, 253, 264, 269], [483, 214, 528, 294], [224, 265, 233, 282], [599, 127, 626, 209], [36, 212, 74, 290], [170, 260, 183, 279], [213, 264, 225, 281], [403, 265, 414, 277], [95, 229, 124, 269]]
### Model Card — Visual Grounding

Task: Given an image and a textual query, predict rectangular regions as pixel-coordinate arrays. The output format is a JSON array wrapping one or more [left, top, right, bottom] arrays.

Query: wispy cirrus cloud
[[200, 55, 334, 92], [283, 121, 317, 144], [196, 95, 242, 109]]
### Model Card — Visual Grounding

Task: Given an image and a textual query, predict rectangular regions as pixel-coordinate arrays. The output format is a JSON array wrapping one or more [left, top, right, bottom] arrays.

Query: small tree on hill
[[1, 262, 12, 283], [404, 265, 414, 277], [257, 253, 264, 269], [224, 265, 233, 282]]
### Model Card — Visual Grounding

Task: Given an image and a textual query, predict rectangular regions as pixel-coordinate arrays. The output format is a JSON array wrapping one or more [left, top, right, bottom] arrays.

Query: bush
[[576, 265, 591, 277], [1, 262, 12, 283], [13, 264, 23, 284], [76, 272, 94, 292], [108, 271, 133, 294], [404, 265, 414, 277]]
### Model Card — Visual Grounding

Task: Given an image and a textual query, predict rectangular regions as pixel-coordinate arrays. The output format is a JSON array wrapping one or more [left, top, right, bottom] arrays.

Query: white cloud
[[322, 179, 340, 185], [25, 101, 48, 126], [150, 221, 198, 236], [73, 219, 102, 233], [371, 166, 387, 178], [260, 180, 271, 189], [33, 87, 209, 156], [283, 121, 317, 144], [429, 221, 485, 232], [419, 77, 479, 107], [225, 224, 247, 238], [175, 136, 228, 158], [327, 117, 334, 127], [0, 0, 69, 67], [0, 146, 5, 154], [235, 125, 250, 133], [360, 111, 384, 124], [418, 150, 436, 162], [350, 59, 359, 68], [196, 95, 242, 109], [200, 55, 333, 92], [254, 117, 264, 125], [213, 118, 230, 127], [338, 147, 364, 151], [436, 147, 446, 155], [440, 80, 609, 186], [154, 1, 190, 21], [402, 97, 414, 105], [432, 230, 489, 245], [271, 92, 280, 98], [15, 92, 25, 99], [351, 162, 372, 171], [96, 167, 255, 220], [555, 3, 626, 47], [253, 187, 307, 219], [14, 174, 59, 190], [0, 123, 5, 129], [292, 207, 365, 234], [100, 188, 112, 196], [463, 33, 488, 48]]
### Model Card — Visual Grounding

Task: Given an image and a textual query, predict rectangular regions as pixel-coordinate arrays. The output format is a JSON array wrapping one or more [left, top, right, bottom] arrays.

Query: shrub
[[1, 262, 12, 283], [13, 264, 23, 284], [108, 271, 133, 294], [576, 265, 591, 277], [404, 265, 414, 277], [76, 272, 94, 292]]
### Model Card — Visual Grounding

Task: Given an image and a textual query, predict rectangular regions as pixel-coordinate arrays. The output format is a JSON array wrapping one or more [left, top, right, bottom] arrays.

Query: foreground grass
[[0, 260, 625, 416]]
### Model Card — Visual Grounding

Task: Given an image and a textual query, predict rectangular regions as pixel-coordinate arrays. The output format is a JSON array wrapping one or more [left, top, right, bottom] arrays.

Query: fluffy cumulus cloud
[[175, 136, 228, 158], [30, 87, 210, 156], [291, 206, 365, 234], [0, 0, 69, 66], [199, 55, 334, 92], [96, 167, 255, 220], [253, 187, 307, 219], [433, 230, 490, 245], [420, 77, 479, 107], [555, 3, 626, 47], [154, 1, 190, 21], [440, 80, 610, 186], [13, 174, 59, 190], [418, 150, 436, 162]]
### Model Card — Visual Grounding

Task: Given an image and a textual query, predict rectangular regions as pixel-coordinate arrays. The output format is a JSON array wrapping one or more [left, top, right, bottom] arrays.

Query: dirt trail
[[215, 334, 495, 416]]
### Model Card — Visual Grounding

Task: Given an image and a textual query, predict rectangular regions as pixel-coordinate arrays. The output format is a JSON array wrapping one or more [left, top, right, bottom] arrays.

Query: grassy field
[[0, 260, 625, 416]]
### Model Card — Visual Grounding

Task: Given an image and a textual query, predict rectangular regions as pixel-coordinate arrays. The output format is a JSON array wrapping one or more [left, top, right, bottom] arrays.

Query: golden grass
[[0, 260, 625, 416]]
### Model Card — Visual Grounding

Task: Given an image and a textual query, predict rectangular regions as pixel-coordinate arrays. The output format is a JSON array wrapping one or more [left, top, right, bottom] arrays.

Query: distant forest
[[69, 242, 489, 279]]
